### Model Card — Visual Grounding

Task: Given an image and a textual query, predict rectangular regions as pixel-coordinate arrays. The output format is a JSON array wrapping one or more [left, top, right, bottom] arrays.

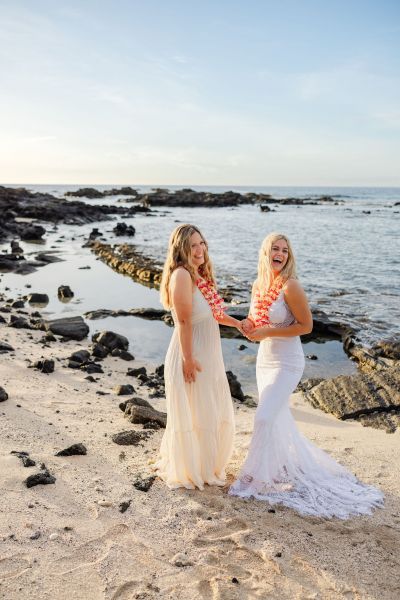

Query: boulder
[[55, 443, 87, 456], [58, 285, 74, 299], [226, 370, 245, 402], [111, 430, 152, 445], [46, 316, 89, 340], [27, 293, 49, 305], [92, 330, 129, 351], [20, 225, 46, 240], [113, 384, 135, 396], [25, 470, 56, 488], [31, 359, 55, 374], [124, 401, 167, 428], [0, 387, 8, 402]]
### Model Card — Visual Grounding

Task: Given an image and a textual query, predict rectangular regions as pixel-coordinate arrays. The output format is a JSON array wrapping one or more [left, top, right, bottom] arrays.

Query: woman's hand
[[245, 326, 268, 342], [183, 357, 202, 383], [240, 318, 255, 335]]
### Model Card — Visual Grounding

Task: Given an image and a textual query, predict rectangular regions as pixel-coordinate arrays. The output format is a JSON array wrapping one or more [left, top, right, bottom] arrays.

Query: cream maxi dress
[[229, 290, 384, 519], [156, 286, 235, 490]]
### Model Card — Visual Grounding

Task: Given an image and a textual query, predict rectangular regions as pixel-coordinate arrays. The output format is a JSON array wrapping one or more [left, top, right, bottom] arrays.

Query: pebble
[[98, 500, 112, 507], [170, 553, 193, 567], [49, 533, 59, 541]]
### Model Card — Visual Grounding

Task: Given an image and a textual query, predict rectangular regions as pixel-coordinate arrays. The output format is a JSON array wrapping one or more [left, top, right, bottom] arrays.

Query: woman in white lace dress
[[229, 232, 383, 519], [156, 224, 242, 490]]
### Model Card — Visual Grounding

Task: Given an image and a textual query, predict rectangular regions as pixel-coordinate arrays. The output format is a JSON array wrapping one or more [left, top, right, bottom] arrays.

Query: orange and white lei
[[196, 278, 225, 321], [252, 280, 284, 327]]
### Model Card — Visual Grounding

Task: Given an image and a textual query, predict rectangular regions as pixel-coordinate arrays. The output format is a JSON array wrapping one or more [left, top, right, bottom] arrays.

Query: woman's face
[[190, 231, 206, 268], [269, 238, 289, 273]]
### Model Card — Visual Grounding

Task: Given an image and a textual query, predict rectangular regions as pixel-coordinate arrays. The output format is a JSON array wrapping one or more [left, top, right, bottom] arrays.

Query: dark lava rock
[[155, 364, 164, 378], [8, 315, 31, 329], [133, 475, 156, 492], [305, 364, 400, 433], [11, 299, 25, 308], [306, 354, 318, 360], [20, 225, 46, 241], [112, 430, 152, 445], [113, 222, 136, 236], [92, 330, 129, 352], [68, 360, 81, 369], [238, 344, 247, 351], [111, 348, 134, 361], [89, 228, 102, 240], [124, 400, 167, 428], [31, 359, 55, 374], [0, 341, 14, 354], [260, 205, 271, 212], [69, 350, 90, 364], [119, 397, 153, 412], [0, 387, 9, 402], [11, 451, 36, 467], [65, 187, 104, 198], [46, 316, 89, 340], [113, 384, 135, 396], [25, 470, 56, 488], [127, 367, 147, 377], [143, 420, 161, 430], [226, 371, 245, 402], [84, 363, 104, 374], [119, 500, 131, 513], [91, 342, 109, 359], [58, 285, 74, 299], [27, 293, 49, 304], [55, 443, 87, 456], [11, 240, 24, 254]]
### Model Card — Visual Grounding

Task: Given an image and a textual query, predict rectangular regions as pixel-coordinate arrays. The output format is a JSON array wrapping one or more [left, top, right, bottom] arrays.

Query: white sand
[[1, 325, 399, 600]]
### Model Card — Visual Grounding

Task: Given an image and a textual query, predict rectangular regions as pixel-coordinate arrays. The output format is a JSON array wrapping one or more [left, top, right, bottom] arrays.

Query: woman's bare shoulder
[[283, 278, 306, 298]]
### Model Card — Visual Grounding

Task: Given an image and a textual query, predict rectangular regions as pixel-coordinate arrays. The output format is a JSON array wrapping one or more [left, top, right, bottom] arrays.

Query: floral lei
[[196, 278, 225, 321], [252, 279, 284, 327]]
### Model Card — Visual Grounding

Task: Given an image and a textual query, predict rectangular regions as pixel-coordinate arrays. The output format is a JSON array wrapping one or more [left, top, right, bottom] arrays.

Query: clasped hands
[[238, 318, 265, 342]]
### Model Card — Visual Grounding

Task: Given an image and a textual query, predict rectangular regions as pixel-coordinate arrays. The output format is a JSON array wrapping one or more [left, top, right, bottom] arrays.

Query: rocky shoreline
[[64, 185, 342, 207], [1, 184, 399, 432]]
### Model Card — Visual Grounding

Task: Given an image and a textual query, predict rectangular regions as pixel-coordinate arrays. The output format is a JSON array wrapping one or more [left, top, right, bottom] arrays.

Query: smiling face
[[270, 238, 289, 274], [190, 231, 206, 269]]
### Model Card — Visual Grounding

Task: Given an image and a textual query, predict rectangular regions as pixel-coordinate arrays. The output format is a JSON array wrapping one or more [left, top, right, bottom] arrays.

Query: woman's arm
[[246, 279, 313, 341], [241, 281, 257, 333], [218, 313, 242, 329], [170, 268, 202, 382]]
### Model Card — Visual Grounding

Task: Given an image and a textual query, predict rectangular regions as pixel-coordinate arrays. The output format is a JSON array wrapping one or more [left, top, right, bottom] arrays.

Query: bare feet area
[[1, 325, 399, 600]]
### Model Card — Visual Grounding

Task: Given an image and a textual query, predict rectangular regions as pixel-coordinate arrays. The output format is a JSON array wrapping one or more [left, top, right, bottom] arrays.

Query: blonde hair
[[160, 224, 216, 309], [255, 232, 297, 291]]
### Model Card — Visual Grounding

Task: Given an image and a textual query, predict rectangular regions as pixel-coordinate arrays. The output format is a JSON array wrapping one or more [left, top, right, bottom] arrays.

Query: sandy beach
[[1, 323, 399, 600]]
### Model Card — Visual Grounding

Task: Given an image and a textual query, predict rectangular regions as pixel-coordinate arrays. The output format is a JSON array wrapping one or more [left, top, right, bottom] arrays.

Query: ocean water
[[1, 183, 399, 394]]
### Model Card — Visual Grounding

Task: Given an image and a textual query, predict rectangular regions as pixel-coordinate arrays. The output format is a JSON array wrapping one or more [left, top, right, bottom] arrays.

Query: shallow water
[[15, 182, 398, 346], [0, 219, 355, 397]]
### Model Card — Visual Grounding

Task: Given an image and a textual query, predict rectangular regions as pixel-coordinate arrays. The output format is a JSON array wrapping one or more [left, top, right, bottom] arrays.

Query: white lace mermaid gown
[[156, 287, 235, 490], [229, 291, 384, 519]]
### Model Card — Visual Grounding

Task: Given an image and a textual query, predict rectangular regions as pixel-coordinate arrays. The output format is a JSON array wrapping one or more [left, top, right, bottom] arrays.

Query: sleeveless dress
[[229, 290, 384, 519], [156, 287, 235, 490]]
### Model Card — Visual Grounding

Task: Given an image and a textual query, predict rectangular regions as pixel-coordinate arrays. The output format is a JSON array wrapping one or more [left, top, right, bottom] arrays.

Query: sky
[[1, 0, 400, 186]]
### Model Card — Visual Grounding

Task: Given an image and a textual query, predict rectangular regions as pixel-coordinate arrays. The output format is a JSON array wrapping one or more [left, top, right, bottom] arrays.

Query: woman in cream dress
[[229, 233, 384, 519], [156, 224, 242, 490]]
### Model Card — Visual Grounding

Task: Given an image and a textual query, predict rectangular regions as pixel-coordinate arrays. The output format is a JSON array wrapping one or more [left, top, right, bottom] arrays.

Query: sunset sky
[[1, 0, 399, 185]]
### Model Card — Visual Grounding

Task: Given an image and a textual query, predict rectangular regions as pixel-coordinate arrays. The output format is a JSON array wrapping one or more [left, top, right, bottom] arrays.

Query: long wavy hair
[[160, 224, 216, 309], [255, 232, 297, 291]]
